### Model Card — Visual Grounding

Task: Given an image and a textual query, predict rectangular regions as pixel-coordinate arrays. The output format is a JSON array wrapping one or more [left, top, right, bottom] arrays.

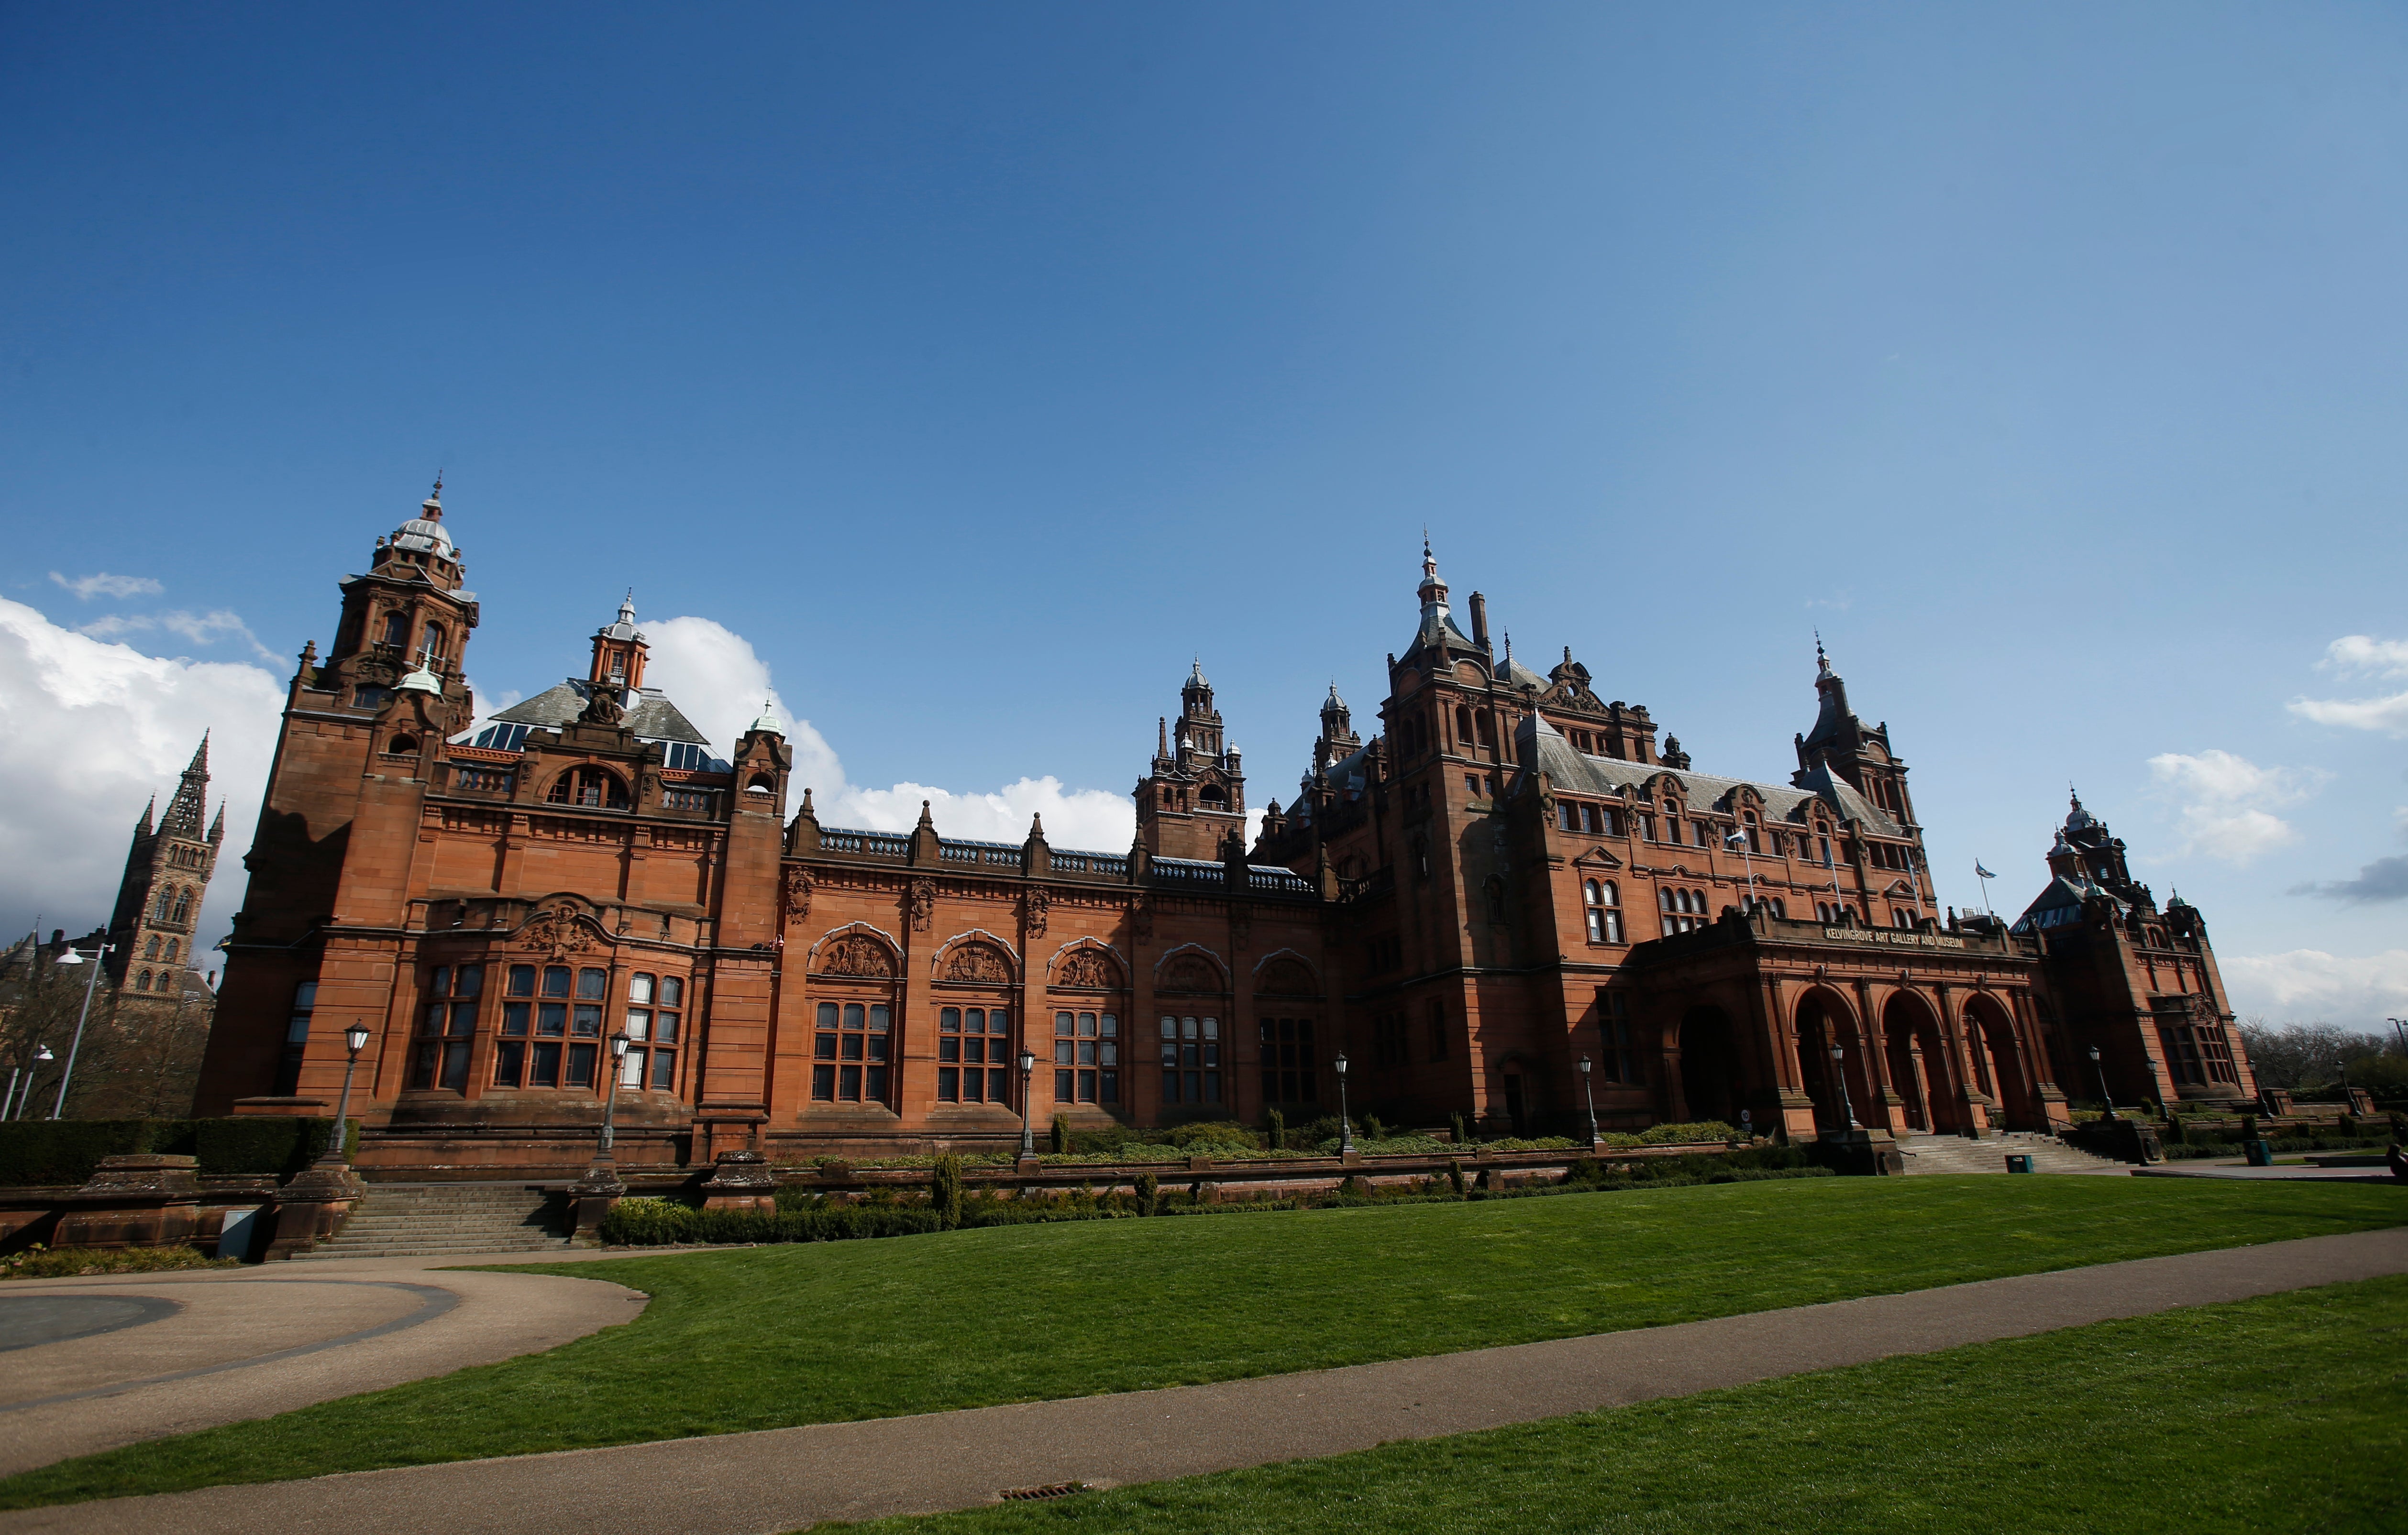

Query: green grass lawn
[[1, 1176, 2401, 1511], [827, 1274, 2408, 1535]]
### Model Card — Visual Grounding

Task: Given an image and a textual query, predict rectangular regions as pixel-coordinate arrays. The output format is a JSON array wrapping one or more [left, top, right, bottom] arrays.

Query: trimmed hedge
[[0, 1117, 356, 1187]]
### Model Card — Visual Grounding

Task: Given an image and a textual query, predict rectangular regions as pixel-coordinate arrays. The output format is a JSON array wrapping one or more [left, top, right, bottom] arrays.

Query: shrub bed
[[605, 1147, 1834, 1246], [1, 1244, 239, 1280]]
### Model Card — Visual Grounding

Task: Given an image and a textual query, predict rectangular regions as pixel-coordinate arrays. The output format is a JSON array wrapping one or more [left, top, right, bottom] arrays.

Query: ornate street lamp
[[1579, 1054, 1599, 1146], [47, 943, 112, 1119], [2087, 1045, 2117, 1120], [1335, 1053, 1353, 1155], [1017, 1048, 1038, 1158], [598, 1030, 634, 1160], [1829, 1041, 1858, 1130], [311, 1022, 374, 1171]]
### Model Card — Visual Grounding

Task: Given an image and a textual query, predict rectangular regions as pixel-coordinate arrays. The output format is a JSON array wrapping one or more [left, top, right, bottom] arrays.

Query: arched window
[[745, 773, 775, 795], [137, 969, 153, 990], [165, 938, 179, 963], [1893, 908, 1912, 929], [155, 888, 175, 921], [387, 735, 420, 757], [380, 610, 409, 647], [171, 889, 190, 923], [1659, 887, 1676, 912], [1456, 706, 1474, 747], [1584, 880, 1623, 943], [1200, 783, 1228, 808], [547, 767, 630, 810], [144, 934, 161, 959], [1161, 787, 1173, 807], [1484, 875, 1509, 926], [1742, 811, 1761, 854]]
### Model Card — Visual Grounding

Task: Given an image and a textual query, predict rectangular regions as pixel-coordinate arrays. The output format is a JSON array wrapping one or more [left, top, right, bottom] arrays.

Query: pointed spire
[[1158, 716, 1168, 757], [136, 796, 155, 836], [207, 802, 225, 844], [187, 732, 210, 778], [619, 589, 637, 627], [1815, 629, 1831, 679], [1188, 655, 1208, 688]]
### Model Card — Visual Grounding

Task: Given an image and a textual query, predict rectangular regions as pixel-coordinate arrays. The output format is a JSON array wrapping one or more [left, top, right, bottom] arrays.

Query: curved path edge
[[6, 1227, 2405, 1535]]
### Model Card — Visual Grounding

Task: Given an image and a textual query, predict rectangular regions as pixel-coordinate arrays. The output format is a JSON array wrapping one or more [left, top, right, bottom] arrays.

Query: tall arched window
[[380, 610, 409, 647], [137, 969, 153, 991], [1456, 706, 1474, 747], [165, 938, 179, 963], [422, 624, 445, 663], [1742, 811, 1761, 854], [144, 934, 161, 959], [171, 889, 190, 923], [155, 888, 175, 921], [1584, 880, 1622, 943]]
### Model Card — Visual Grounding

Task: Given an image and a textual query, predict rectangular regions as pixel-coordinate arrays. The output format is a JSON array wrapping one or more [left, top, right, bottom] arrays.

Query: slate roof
[[492, 680, 712, 745], [1518, 713, 1905, 834]]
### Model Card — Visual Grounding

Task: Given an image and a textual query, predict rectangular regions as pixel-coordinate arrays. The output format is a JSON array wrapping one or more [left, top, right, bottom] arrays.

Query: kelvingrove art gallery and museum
[[186, 485, 2259, 1180]]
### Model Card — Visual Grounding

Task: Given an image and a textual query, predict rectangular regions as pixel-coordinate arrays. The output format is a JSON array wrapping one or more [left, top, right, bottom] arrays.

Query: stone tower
[[104, 735, 225, 994], [1134, 659, 1247, 859]]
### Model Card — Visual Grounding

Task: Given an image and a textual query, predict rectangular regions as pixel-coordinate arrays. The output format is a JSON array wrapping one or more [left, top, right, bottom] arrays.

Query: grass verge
[[822, 1274, 2408, 1534], [1, 1176, 2400, 1510]]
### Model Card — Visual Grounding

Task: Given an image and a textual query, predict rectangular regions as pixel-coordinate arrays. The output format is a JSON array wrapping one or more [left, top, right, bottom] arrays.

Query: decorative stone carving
[[783, 866, 813, 922], [908, 878, 936, 933], [1256, 956, 1316, 996], [1056, 947, 1121, 990], [579, 686, 625, 727], [1160, 954, 1222, 994], [521, 904, 595, 957], [945, 943, 1012, 984], [1131, 897, 1153, 941], [1022, 886, 1049, 939], [819, 935, 895, 977], [1230, 914, 1251, 953]]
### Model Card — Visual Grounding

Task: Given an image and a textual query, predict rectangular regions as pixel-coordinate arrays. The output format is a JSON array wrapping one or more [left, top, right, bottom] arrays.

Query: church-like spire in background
[[159, 734, 211, 838]]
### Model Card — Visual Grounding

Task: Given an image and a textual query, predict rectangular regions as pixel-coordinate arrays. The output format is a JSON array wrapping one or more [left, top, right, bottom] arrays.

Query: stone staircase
[[299, 1182, 575, 1260], [1897, 1131, 2130, 1176]]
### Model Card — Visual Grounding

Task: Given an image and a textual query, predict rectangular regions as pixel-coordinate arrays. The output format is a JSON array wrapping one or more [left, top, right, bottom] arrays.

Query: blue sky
[[4, 4, 2405, 1024]]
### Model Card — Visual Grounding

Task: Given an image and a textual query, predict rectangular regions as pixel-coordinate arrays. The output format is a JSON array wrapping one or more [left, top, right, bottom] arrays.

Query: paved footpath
[[5, 1227, 2403, 1535]]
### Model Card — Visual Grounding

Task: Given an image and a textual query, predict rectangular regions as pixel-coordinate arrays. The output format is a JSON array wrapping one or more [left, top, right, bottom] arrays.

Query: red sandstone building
[[194, 492, 2254, 1173]]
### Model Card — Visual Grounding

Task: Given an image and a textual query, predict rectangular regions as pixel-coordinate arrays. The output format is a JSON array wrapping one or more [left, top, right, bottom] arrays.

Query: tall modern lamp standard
[[1017, 1049, 1038, 1158], [1829, 1042, 1858, 1130], [1578, 1055, 1600, 1146], [4, 1045, 53, 1120], [311, 1022, 374, 1171], [1334, 1053, 1353, 1155], [2087, 1046, 2118, 1119], [47, 942, 112, 1119]]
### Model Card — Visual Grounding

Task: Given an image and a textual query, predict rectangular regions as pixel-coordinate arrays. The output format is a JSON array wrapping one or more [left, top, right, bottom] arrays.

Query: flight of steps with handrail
[[1897, 1131, 2130, 1175]]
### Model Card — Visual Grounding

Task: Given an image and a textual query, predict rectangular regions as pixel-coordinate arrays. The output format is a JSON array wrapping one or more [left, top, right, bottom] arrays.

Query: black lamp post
[[47, 942, 112, 1119], [1829, 1041, 1858, 1130], [2087, 1045, 2117, 1119], [1018, 1048, 1038, 1158], [1335, 1053, 1353, 1155], [313, 1022, 373, 1170], [598, 1030, 633, 1159], [1579, 1054, 1599, 1145]]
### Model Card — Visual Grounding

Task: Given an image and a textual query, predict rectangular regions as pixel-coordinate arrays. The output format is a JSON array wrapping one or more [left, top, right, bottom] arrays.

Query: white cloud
[[48, 572, 164, 601], [2316, 635, 2408, 679], [2221, 948, 2408, 1029], [2144, 748, 2324, 865], [2288, 633, 2408, 737], [76, 608, 279, 664], [636, 614, 1136, 854], [0, 597, 285, 962]]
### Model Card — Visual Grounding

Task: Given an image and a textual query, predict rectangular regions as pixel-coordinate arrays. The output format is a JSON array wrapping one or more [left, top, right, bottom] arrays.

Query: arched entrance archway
[[1881, 990, 1958, 1134], [1964, 992, 2032, 1129], [1678, 1005, 1741, 1127], [1794, 986, 1872, 1135]]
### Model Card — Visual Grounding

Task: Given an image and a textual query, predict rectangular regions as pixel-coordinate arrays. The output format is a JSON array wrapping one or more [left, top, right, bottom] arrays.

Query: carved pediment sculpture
[[1256, 956, 1316, 996], [1159, 954, 1223, 994], [1022, 886, 1049, 939], [1055, 947, 1122, 990], [521, 902, 596, 958], [819, 935, 896, 977], [908, 878, 936, 933], [782, 866, 813, 922], [944, 943, 1013, 984]]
